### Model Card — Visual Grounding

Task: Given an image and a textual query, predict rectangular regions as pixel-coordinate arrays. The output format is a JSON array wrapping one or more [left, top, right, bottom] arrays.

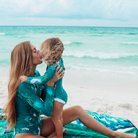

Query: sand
[[0, 75, 138, 128], [63, 81, 138, 128]]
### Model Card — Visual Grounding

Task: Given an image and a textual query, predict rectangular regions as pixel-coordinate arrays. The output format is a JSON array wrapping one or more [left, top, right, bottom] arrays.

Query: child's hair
[[40, 37, 64, 66]]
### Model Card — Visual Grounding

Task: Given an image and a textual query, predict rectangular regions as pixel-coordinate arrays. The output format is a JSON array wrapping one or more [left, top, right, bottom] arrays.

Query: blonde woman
[[3, 41, 64, 138], [3, 41, 136, 138]]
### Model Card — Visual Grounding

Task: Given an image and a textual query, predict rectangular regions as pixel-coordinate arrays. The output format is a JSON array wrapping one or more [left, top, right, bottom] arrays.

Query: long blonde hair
[[2, 41, 33, 129], [40, 37, 64, 66]]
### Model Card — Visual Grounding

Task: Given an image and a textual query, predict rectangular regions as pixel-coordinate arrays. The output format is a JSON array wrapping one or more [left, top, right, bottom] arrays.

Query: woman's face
[[31, 44, 42, 65]]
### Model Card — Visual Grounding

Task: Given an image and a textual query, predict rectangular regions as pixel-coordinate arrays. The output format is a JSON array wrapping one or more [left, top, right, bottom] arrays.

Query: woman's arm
[[18, 82, 55, 116], [47, 66, 64, 87]]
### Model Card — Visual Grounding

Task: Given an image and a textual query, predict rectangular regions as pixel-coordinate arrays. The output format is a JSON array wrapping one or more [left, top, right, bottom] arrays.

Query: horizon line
[[0, 25, 138, 28]]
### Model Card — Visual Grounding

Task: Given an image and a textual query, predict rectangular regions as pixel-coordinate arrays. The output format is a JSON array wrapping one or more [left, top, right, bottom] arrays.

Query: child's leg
[[51, 101, 64, 138]]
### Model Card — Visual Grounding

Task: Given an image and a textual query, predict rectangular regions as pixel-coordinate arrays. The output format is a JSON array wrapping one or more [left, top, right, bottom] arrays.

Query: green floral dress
[[14, 70, 56, 137], [27, 58, 68, 105]]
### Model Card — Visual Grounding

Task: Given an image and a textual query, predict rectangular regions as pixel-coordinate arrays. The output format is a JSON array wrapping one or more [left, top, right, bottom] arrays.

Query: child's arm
[[28, 64, 57, 85], [20, 64, 58, 85]]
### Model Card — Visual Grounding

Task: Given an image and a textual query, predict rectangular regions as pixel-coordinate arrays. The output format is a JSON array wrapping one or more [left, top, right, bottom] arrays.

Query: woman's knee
[[73, 105, 83, 115]]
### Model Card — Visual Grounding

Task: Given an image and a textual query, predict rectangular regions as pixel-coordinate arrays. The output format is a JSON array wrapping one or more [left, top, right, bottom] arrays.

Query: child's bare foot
[[112, 131, 136, 138]]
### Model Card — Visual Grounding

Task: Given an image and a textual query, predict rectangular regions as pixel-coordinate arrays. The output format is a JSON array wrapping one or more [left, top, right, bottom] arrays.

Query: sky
[[0, 0, 138, 27]]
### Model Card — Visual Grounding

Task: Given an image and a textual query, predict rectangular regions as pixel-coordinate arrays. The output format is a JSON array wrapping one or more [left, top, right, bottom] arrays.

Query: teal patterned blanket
[[0, 109, 137, 138]]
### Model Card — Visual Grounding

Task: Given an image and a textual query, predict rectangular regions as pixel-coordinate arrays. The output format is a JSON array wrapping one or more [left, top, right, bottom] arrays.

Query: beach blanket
[[0, 109, 137, 138]]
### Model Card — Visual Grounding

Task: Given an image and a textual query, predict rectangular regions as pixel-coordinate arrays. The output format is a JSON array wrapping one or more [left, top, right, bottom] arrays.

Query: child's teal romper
[[14, 70, 56, 137], [27, 58, 68, 105]]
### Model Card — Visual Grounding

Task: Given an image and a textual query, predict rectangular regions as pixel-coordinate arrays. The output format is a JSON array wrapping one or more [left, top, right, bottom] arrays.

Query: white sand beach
[[64, 81, 138, 128], [0, 72, 138, 128]]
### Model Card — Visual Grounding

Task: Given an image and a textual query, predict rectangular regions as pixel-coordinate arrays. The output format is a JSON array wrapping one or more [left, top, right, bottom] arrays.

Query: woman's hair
[[2, 41, 33, 129], [40, 37, 64, 66]]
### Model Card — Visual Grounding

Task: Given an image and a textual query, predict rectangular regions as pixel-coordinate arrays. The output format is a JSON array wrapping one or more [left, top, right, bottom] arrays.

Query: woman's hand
[[47, 66, 65, 87], [20, 76, 27, 83], [52, 66, 65, 82]]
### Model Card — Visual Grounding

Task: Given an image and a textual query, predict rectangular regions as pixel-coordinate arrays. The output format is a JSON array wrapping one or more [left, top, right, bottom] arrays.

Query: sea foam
[[0, 33, 5, 36], [63, 50, 138, 59]]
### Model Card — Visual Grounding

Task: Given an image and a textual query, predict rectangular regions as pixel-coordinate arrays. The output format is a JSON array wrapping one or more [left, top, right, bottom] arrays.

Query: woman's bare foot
[[112, 131, 136, 138]]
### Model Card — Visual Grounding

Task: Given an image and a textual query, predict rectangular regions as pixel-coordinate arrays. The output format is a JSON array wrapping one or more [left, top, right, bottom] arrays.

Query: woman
[[3, 41, 136, 138]]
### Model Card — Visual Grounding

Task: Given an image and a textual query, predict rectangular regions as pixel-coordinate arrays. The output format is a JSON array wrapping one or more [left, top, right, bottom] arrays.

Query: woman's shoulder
[[17, 81, 34, 93], [17, 82, 28, 94], [18, 82, 28, 90]]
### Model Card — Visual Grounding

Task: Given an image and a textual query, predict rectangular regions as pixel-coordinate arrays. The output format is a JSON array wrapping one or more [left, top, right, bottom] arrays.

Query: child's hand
[[20, 76, 27, 83]]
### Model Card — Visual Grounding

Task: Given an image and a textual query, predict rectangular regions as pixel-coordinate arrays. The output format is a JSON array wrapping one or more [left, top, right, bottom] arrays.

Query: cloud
[[0, 0, 138, 26]]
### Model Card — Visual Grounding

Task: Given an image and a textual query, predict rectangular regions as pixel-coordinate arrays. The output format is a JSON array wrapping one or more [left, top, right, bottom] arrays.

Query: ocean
[[0, 26, 138, 85], [1, 26, 138, 127]]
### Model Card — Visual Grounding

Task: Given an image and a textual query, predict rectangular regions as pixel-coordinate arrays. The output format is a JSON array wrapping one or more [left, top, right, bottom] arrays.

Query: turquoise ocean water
[[0, 26, 138, 85]]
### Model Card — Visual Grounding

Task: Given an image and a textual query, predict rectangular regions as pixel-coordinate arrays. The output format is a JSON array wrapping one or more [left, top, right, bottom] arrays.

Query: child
[[20, 37, 67, 138]]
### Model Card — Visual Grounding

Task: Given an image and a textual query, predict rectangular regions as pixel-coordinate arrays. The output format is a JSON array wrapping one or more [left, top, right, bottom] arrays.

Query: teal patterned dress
[[14, 70, 56, 137], [27, 58, 68, 105]]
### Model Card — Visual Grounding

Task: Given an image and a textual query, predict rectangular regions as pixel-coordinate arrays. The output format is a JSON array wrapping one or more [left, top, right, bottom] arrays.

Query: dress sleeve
[[18, 82, 56, 116], [35, 70, 41, 76], [27, 64, 57, 85]]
